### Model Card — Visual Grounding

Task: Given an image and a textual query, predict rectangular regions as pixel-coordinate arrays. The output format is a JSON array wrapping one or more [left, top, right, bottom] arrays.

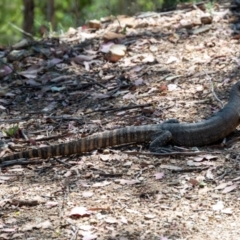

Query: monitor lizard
[[1, 81, 240, 162]]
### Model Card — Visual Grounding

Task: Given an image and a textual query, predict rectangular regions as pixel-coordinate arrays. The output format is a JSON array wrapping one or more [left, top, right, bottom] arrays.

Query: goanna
[[2, 81, 240, 162]]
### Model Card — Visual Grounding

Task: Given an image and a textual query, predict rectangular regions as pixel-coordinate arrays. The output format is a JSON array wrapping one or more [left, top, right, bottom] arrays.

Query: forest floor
[[1, 1, 240, 239]]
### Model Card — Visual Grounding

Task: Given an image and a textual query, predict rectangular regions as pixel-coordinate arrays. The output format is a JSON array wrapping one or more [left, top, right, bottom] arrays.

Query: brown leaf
[[88, 19, 102, 29], [103, 31, 125, 42], [69, 207, 92, 218], [189, 178, 199, 186], [105, 44, 127, 62]]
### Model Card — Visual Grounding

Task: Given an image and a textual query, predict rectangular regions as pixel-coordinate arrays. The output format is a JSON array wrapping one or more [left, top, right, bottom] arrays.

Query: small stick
[[85, 103, 152, 114], [204, 70, 224, 108], [123, 151, 207, 156]]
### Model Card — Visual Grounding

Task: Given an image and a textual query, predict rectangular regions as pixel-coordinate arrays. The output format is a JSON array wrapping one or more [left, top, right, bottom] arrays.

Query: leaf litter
[[1, 1, 240, 239]]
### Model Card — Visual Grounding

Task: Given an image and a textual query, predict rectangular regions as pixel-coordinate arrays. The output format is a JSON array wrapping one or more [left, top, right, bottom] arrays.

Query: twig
[[123, 151, 207, 156], [8, 22, 33, 38], [0, 159, 43, 168], [85, 103, 152, 114], [12, 132, 73, 144], [0, 117, 29, 123], [44, 115, 83, 121], [83, 76, 107, 89], [54, 158, 73, 167], [170, 166, 209, 173], [204, 70, 224, 108]]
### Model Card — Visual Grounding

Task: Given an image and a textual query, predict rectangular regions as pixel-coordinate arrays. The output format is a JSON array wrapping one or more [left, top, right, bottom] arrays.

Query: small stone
[[201, 15, 213, 25]]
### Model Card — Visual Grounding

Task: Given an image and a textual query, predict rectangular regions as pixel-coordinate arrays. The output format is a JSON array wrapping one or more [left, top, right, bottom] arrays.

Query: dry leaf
[[92, 181, 111, 187], [105, 217, 118, 224], [212, 201, 224, 211], [160, 165, 182, 171], [154, 172, 164, 180], [103, 31, 125, 42], [118, 179, 140, 185], [45, 201, 58, 208], [222, 184, 237, 194], [82, 191, 94, 198], [69, 207, 92, 218], [189, 178, 199, 186]]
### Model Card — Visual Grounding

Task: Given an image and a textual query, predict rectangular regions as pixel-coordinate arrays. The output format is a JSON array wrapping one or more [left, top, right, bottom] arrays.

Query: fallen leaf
[[154, 172, 164, 180], [92, 181, 111, 187], [106, 44, 127, 62], [45, 201, 58, 208], [36, 220, 52, 229], [82, 231, 98, 240], [120, 216, 128, 224], [212, 201, 224, 211], [215, 182, 228, 190], [118, 179, 140, 185], [189, 178, 199, 186], [0, 228, 16, 233], [206, 168, 214, 179], [222, 208, 232, 214], [105, 217, 118, 224], [47, 58, 63, 67], [222, 184, 237, 194], [166, 56, 179, 64], [100, 154, 111, 161], [99, 42, 114, 53], [26, 79, 41, 86], [103, 31, 125, 42], [69, 207, 92, 218], [79, 225, 92, 231], [144, 214, 155, 219], [160, 165, 182, 170], [167, 84, 178, 91], [82, 191, 94, 198], [88, 19, 102, 29], [72, 54, 96, 64]]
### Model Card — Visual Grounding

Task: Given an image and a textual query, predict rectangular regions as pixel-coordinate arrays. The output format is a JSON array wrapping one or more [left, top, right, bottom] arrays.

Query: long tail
[[1, 125, 158, 162]]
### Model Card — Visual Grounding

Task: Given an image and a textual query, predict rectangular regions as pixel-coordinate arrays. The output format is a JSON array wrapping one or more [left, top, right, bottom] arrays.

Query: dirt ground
[[1, 1, 240, 239]]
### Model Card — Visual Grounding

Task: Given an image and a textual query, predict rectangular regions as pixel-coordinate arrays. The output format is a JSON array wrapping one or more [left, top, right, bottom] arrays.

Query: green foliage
[[0, 0, 197, 45], [206, 1, 215, 14], [82, 0, 164, 18], [0, 0, 23, 44], [4, 125, 19, 138]]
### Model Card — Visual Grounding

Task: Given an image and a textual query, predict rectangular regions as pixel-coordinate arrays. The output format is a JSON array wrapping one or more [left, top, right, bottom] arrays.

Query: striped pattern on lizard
[[1, 81, 240, 162]]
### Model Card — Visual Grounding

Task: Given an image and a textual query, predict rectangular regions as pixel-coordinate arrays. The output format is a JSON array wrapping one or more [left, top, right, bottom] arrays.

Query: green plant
[[4, 125, 19, 137]]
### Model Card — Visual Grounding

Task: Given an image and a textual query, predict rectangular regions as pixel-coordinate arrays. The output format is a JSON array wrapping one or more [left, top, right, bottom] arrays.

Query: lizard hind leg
[[149, 130, 172, 153]]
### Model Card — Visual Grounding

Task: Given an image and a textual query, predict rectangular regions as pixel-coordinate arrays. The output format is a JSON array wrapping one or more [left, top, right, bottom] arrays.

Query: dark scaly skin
[[1, 81, 240, 162]]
